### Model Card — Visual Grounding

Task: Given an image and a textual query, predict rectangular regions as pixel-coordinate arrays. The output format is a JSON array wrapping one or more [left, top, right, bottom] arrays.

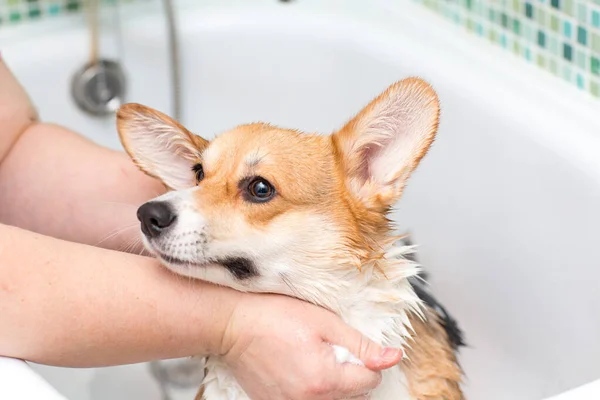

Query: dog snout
[[137, 201, 177, 238]]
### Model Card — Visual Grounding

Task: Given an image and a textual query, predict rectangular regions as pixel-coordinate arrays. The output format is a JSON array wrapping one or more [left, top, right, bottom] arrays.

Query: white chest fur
[[199, 246, 422, 400]]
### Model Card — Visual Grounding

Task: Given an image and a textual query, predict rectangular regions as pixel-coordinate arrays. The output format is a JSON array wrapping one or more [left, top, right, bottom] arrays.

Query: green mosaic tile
[[538, 30, 547, 47], [592, 32, 600, 52], [525, 22, 536, 42], [577, 26, 588, 45], [593, 10, 600, 28], [48, 4, 60, 14], [512, 0, 521, 12], [476, 23, 485, 36], [525, 2, 534, 19], [525, 46, 533, 61], [466, 17, 476, 32], [537, 7, 547, 25], [564, 20, 573, 38], [577, 2, 587, 23], [513, 18, 521, 34], [549, 35, 559, 54], [562, 64, 573, 81], [453, 11, 462, 24], [564, 0, 575, 16], [412, 0, 600, 99], [28, 8, 41, 18], [592, 57, 600, 75], [0, 0, 143, 26], [549, 58, 559, 75], [537, 53, 547, 67], [501, 12, 509, 28], [550, 15, 560, 32], [576, 73, 585, 88], [576, 49, 586, 68], [65, 1, 79, 12], [513, 40, 521, 54], [591, 80, 600, 97]]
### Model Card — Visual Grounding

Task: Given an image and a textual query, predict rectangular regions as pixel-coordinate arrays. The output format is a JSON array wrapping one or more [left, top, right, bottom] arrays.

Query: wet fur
[[118, 78, 465, 399]]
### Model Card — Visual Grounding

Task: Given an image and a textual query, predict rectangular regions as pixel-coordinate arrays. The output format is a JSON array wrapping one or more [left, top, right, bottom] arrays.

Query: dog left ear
[[116, 103, 209, 190], [333, 78, 440, 210]]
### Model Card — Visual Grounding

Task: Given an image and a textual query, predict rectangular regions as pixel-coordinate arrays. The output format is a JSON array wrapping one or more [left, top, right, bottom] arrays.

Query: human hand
[[220, 293, 402, 400]]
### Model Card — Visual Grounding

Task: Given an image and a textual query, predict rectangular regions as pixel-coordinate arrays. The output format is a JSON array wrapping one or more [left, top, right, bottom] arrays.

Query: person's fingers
[[324, 323, 402, 370], [366, 347, 403, 370], [333, 363, 381, 398]]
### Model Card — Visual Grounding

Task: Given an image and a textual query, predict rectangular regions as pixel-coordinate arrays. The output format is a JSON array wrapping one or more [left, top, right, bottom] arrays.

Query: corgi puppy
[[117, 78, 464, 399]]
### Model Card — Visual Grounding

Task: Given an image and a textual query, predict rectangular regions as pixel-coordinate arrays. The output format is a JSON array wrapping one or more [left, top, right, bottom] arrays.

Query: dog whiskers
[[119, 236, 145, 256], [95, 223, 140, 248], [280, 273, 302, 299]]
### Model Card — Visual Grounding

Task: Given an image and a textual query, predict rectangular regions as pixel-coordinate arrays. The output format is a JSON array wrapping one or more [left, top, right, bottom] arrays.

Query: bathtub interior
[[2, 0, 600, 399]]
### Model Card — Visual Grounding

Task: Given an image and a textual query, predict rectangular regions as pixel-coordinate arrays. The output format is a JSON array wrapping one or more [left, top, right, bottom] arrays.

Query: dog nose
[[137, 201, 176, 238]]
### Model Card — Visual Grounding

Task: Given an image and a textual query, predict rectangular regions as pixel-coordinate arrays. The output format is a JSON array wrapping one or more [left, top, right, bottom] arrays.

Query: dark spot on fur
[[409, 278, 466, 350], [400, 236, 465, 350], [219, 257, 257, 280]]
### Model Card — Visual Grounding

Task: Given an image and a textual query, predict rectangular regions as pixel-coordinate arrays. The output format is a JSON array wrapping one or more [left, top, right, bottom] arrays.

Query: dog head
[[117, 78, 439, 306]]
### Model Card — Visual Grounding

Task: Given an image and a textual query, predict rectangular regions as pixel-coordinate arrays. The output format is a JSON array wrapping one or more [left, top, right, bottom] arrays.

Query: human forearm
[[0, 123, 165, 252], [0, 223, 239, 367], [0, 58, 38, 163]]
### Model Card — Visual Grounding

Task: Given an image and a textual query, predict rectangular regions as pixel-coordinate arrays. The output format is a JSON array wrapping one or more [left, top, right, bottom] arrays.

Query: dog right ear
[[332, 78, 440, 211], [116, 103, 208, 190]]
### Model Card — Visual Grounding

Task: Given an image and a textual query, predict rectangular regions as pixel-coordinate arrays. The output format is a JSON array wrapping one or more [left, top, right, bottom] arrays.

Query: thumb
[[325, 323, 403, 371]]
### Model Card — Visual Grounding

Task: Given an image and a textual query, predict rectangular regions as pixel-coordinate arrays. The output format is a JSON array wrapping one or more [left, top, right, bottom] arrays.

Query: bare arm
[[0, 54, 228, 367], [0, 122, 164, 253], [0, 56, 161, 251], [0, 57, 38, 163], [0, 59, 234, 367], [0, 58, 234, 366], [0, 223, 237, 367]]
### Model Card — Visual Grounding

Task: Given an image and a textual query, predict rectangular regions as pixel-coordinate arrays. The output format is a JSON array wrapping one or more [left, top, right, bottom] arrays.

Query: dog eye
[[247, 178, 275, 202], [192, 164, 204, 183]]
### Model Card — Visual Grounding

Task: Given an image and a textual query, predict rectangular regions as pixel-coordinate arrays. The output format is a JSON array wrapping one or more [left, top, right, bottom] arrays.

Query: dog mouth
[[144, 239, 258, 281], [142, 240, 201, 266], [143, 235, 203, 267], [156, 252, 193, 266]]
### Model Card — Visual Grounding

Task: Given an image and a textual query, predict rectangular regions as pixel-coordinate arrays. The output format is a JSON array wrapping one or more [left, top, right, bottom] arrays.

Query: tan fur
[[117, 78, 464, 399], [333, 77, 440, 212], [195, 371, 208, 400], [194, 387, 205, 400], [117, 103, 208, 151], [117, 103, 208, 190], [401, 309, 464, 400], [192, 125, 344, 230]]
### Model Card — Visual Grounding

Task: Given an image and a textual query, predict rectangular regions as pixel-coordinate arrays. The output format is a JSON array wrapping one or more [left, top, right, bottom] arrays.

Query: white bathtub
[[2, 0, 600, 399]]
